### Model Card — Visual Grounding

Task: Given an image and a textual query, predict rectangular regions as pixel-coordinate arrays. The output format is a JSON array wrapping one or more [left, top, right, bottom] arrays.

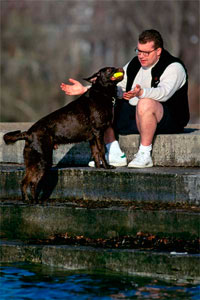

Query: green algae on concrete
[[0, 204, 199, 240], [0, 242, 199, 283]]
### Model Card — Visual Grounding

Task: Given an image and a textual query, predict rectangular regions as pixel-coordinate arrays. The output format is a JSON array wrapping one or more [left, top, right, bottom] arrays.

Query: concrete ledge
[[119, 128, 200, 167], [0, 165, 200, 204], [0, 123, 200, 167], [1, 242, 199, 283], [0, 204, 199, 240]]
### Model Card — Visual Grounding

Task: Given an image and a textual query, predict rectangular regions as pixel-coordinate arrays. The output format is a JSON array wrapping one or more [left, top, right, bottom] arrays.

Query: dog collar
[[112, 97, 116, 106]]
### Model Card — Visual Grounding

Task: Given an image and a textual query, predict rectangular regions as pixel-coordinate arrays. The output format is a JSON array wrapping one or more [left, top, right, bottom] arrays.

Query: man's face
[[137, 41, 162, 68]]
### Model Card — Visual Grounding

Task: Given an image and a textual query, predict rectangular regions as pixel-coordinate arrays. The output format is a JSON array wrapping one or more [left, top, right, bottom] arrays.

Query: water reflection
[[0, 263, 199, 299]]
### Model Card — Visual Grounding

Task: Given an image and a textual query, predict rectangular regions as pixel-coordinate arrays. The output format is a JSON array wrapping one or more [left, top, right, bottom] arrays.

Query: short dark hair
[[139, 29, 164, 49]]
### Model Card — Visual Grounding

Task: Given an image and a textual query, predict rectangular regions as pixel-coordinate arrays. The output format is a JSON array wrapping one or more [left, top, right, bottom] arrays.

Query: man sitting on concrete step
[[60, 29, 190, 168]]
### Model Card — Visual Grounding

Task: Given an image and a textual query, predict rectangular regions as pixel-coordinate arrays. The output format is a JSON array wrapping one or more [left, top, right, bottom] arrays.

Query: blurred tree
[[0, 0, 199, 123]]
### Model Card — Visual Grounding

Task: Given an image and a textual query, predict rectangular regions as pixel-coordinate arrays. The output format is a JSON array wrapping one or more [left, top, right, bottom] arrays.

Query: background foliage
[[1, 0, 199, 123]]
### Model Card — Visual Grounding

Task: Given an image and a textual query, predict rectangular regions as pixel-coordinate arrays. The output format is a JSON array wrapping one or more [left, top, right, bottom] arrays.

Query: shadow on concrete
[[54, 142, 91, 167], [36, 143, 91, 201], [36, 168, 59, 202], [183, 127, 199, 133]]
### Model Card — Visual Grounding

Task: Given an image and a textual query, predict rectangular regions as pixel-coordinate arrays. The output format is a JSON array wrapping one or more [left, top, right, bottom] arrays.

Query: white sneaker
[[88, 153, 127, 168], [128, 151, 153, 168]]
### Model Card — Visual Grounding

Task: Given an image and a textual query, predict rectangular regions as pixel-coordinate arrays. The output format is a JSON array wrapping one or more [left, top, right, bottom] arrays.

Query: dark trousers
[[113, 99, 183, 135]]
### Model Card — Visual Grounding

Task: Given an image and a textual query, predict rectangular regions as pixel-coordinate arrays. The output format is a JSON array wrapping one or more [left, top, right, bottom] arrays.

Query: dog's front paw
[[103, 164, 115, 169], [108, 165, 115, 169]]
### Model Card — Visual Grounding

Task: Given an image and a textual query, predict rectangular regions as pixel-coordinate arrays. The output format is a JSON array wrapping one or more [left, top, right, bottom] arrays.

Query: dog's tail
[[3, 130, 29, 145]]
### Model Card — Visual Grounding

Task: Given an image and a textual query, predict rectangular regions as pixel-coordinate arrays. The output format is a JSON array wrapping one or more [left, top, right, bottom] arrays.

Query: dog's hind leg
[[22, 140, 50, 203], [21, 172, 31, 203], [23, 136, 54, 203], [21, 164, 45, 203], [30, 167, 46, 203]]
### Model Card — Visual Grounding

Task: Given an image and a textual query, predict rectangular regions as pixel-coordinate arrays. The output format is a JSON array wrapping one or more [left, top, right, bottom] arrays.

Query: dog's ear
[[83, 71, 100, 83]]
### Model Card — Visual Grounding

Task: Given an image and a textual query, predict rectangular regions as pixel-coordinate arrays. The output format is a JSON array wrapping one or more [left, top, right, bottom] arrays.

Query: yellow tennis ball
[[113, 72, 123, 78]]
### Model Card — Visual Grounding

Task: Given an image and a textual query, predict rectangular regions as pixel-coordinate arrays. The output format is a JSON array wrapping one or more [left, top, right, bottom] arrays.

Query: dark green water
[[0, 262, 199, 299]]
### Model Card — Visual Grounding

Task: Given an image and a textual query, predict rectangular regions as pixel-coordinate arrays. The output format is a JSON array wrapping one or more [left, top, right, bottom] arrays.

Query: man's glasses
[[135, 48, 158, 57]]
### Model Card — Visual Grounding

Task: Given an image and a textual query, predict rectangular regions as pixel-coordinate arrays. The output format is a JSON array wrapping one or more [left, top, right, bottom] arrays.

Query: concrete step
[[0, 123, 200, 167], [1, 180, 200, 283], [0, 202, 199, 240], [0, 165, 200, 204], [1, 241, 199, 283]]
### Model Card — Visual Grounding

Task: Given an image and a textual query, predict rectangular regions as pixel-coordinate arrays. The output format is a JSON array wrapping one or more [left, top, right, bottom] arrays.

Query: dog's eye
[[107, 68, 113, 74]]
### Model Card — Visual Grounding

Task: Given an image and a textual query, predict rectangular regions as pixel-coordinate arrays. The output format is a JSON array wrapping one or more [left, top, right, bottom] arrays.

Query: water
[[0, 262, 199, 300]]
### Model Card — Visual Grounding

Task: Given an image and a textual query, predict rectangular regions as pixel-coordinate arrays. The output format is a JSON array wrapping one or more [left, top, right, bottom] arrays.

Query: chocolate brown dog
[[3, 67, 124, 202]]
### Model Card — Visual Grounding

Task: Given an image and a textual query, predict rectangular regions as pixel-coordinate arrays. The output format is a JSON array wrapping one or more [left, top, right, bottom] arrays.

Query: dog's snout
[[111, 68, 124, 81], [117, 67, 124, 74]]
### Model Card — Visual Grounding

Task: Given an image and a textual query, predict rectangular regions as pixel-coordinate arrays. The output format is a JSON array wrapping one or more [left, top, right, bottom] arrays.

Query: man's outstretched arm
[[60, 78, 88, 95]]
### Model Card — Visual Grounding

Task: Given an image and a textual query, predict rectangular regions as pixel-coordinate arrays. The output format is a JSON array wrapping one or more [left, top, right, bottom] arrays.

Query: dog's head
[[84, 67, 124, 87]]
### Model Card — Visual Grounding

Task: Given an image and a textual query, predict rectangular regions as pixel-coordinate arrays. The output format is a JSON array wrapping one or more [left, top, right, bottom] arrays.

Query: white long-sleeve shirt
[[117, 60, 187, 106]]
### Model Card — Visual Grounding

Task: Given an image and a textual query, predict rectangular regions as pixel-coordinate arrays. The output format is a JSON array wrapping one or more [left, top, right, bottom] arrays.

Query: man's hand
[[60, 79, 88, 96], [123, 84, 143, 100]]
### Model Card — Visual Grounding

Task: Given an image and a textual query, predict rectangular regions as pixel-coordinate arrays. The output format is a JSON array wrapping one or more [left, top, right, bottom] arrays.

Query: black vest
[[126, 49, 190, 128]]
